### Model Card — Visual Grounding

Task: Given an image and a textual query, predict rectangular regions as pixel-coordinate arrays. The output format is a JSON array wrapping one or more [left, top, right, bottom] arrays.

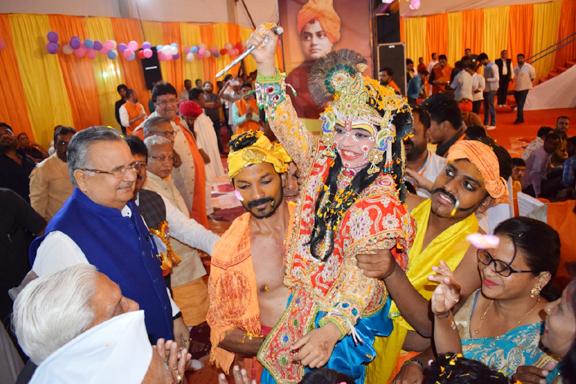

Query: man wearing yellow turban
[[206, 131, 296, 379], [286, 0, 342, 119]]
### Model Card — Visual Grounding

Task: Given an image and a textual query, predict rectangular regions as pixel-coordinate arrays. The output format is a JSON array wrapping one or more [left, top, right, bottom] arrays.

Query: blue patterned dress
[[455, 290, 559, 382]]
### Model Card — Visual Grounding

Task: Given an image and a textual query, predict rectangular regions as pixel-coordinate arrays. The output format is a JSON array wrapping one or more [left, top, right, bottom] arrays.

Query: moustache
[[431, 188, 457, 206], [246, 197, 274, 209]]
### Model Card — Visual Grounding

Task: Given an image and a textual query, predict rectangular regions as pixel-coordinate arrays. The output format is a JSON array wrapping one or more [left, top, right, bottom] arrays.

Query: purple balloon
[[118, 43, 128, 53], [47, 31, 58, 43], [172, 52, 180, 60], [142, 41, 151, 50], [70, 36, 81, 49], [107, 50, 118, 59], [46, 42, 58, 54], [93, 40, 103, 51]]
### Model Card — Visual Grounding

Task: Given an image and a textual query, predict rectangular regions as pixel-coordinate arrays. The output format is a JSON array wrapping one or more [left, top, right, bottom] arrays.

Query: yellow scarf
[[366, 199, 478, 383]]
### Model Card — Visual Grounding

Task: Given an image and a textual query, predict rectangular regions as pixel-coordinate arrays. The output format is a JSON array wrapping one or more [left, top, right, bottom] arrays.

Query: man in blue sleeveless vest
[[29, 127, 185, 344]]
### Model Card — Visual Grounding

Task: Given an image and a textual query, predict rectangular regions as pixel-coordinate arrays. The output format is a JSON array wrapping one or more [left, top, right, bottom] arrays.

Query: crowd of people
[[403, 49, 536, 130], [0, 20, 574, 384]]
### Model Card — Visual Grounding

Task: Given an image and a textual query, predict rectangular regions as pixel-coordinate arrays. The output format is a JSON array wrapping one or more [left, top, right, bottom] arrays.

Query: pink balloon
[[128, 40, 139, 51], [87, 49, 97, 59], [62, 44, 74, 55], [74, 46, 87, 58], [123, 49, 133, 59], [203, 50, 211, 59], [143, 48, 153, 59], [198, 47, 206, 56]]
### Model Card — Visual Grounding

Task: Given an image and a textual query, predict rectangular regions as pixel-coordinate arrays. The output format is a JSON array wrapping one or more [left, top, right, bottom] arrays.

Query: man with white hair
[[13, 265, 188, 383], [29, 127, 188, 346], [143, 135, 210, 329]]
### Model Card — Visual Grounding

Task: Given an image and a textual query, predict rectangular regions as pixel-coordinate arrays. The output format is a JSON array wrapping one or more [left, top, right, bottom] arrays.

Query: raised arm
[[248, 25, 318, 173]]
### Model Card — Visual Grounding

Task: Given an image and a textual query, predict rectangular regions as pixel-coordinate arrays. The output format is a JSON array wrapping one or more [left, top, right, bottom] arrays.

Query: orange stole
[[235, 98, 260, 134], [124, 102, 145, 135], [174, 117, 208, 227], [207, 212, 260, 373]]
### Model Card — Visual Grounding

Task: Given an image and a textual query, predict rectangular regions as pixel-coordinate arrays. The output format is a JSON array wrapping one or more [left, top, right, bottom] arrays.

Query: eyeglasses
[[149, 155, 174, 163], [133, 161, 147, 170], [476, 249, 533, 277], [79, 162, 139, 179]]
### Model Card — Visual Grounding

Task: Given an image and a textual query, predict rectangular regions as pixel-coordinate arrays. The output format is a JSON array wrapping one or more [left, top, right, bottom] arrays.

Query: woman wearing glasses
[[430, 217, 561, 381]]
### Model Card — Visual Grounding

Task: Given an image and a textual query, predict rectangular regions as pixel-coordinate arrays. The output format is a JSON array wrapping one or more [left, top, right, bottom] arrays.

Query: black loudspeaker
[[376, 10, 401, 44], [377, 43, 406, 95], [140, 47, 163, 90]]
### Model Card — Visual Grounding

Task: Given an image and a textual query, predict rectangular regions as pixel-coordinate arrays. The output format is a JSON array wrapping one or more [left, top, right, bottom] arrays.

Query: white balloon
[[186, 52, 194, 62]]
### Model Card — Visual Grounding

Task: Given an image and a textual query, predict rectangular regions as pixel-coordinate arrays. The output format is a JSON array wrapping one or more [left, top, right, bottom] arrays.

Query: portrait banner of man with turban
[[279, 0, 374, 120]]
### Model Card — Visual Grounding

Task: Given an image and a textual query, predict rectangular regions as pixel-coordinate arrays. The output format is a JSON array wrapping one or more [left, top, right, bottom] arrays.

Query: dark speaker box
[[376, 11, 401, 44], [377, 43, 406, 95], [140, 47, 163, 90]]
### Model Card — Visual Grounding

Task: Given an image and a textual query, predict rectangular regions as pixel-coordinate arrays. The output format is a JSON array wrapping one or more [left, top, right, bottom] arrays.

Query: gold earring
[[530, 284, 541, 299]]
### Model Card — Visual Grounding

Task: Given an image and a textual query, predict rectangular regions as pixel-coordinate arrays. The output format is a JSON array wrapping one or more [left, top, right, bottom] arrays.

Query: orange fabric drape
[[508, 4, 533, 59], [111, 18, 151, 113], [425, 14, 448, 61], [399, 17, 406, 44], [554, 0, 576, 67], [462, 9, 484, 55], [0, 15, 34, 139], [200, 25, 217, 82], [49, 15, 102, 130], [161, 22, 183, 92]]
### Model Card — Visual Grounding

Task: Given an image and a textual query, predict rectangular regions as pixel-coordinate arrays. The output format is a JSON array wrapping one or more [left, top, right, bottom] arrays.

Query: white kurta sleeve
[[32, 231, 89, 276]]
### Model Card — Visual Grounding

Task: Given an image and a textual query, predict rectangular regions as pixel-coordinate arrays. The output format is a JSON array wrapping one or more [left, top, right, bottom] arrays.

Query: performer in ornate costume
[[246, 25, 415, 383]]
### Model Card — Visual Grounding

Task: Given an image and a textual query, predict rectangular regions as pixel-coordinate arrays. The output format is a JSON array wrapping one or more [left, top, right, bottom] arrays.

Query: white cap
[[30, 310, 152, 384]]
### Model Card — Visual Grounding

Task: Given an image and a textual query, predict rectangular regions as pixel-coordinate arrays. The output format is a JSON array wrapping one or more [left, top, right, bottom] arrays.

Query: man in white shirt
[[404, 106, 447, 198], [427, 52, 439, 75], [29, 126, 76, 220], [143, 135, 212, 328], [513, 53, 536, 124], [29, 127, 188, 347], [479, 52, 499, 130], [471, 70, 485, 115], [450, 58, 474, 103]]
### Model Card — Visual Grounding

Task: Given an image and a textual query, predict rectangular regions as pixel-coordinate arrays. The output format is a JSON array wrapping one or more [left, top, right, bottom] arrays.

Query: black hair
[[477, 52, 489, 62], [545, 132, 561, 142], [229, 131, 258, 152], [412, 106, 431, 129], [53, 126, 76, 145], [381, 67, 394, 76], [299, 368, 354, 384], [439, 54, 447, 61], [517, 53, 525, 59], [0, 122, 14, 132], [465, 125, 487, 140], [491, 144, 513, 181], [125, 89, 135, 98], [494, 217, 560, 298], [116, 84, 128, 93], [421, 93, 462, 131], [512, 157, 526, 167], [151, 82, 177, 103], [424, 353, 509, 384], [537, 126, 554, 138], [189, 88, 202, 101], [125, 135, 148, 160], [406, 58, 414, 65], [454, 60, 463, 70], [223, 74, 233, 82], [242, 82, 253, 89]]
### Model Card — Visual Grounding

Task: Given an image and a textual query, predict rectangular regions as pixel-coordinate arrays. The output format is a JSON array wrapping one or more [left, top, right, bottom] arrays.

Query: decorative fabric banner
[[9, 14, 74, 147], [0, 15, 34, 140], [482, 6, 510, 62], [49, 15, 102, 129], [84, 17, 124, 129]]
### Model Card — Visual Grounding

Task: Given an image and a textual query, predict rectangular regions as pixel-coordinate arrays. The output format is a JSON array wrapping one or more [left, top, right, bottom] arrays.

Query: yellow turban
[[227, 131, 292, 178], [297, 0, 341, 43], [447, 140, 509, 204]]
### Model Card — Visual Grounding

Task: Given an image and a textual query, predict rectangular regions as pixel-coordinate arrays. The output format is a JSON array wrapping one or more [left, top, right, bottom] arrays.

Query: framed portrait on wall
[[278, 0, 374, 119]]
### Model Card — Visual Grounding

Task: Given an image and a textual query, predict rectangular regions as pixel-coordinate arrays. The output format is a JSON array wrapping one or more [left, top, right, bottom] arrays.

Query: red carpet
[[483, 107, 576, 156]]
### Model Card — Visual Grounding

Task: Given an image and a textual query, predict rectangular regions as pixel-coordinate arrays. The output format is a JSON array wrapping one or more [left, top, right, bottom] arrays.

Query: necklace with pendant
[[472, 297, 540, 337]]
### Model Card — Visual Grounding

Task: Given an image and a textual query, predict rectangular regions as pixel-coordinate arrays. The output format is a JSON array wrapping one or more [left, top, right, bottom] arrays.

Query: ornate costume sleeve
[[318, 196, 413, 338], [255, 72, 318, 174]]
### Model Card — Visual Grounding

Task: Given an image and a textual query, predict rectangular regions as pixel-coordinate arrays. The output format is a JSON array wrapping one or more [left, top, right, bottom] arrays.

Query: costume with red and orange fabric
[[255, 49, 415, 384], [431, 63, 453, 94], [232, 97, 260, 134]]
